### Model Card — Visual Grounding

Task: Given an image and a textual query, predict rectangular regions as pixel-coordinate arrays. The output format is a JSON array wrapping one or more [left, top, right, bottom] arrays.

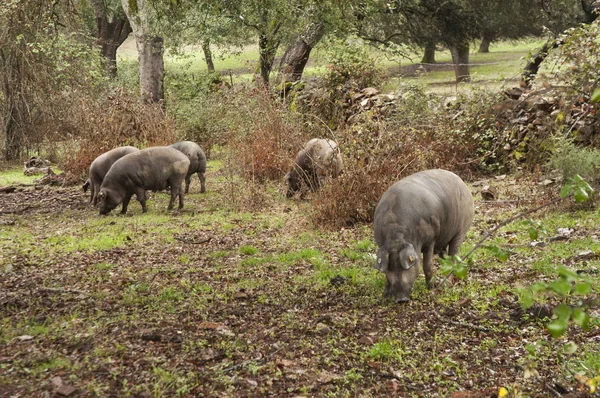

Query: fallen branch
[[0, 205, 32, 215], [174, 236, 212, 245], [39, 287, 86, 295]]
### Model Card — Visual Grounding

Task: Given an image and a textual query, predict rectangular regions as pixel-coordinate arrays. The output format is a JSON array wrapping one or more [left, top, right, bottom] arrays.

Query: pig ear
[[374, 247, 389, 272], [400, 245, 419, 270]]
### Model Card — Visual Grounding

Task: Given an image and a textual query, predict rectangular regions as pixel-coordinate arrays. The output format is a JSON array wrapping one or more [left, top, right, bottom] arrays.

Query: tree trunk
[[258, 32, 280, 87], [97, 18, 131, 77], [136, 34, 164, 103], [121, 0, 164, 103], [420, 43, 436, 64], [1, 49, 25, 160], [90, 0, 131, 77], [278, 22, 324, 83], [202, 39, 215, 72], [450, 43, 470, 83], [478, 37, 491, 53]]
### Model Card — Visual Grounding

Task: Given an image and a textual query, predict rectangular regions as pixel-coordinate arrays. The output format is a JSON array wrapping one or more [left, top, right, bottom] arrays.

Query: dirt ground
[[0, 171, 599, 397]]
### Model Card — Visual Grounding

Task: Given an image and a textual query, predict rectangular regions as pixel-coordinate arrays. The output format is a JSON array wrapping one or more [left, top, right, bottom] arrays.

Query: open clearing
[[1, 160, 599, 397]]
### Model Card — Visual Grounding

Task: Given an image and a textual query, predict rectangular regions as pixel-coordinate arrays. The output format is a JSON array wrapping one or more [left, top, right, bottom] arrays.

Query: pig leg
[[90, 184, 96, 205], [135, 189, 147, 213], [198, 172, 206, 193], [422, 244, 435, 289], [184, 175, 191, 194], [167, 183, 182, 210], [447, 235, 465, 256], [121, 194, 132, 214]]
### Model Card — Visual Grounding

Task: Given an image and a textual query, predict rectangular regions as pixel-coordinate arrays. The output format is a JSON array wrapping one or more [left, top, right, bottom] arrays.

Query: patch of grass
[[239, 245, 259, 255], [366, 339, 404, 362]]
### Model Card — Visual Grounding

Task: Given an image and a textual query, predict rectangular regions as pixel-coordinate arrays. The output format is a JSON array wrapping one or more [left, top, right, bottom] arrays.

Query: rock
[[315, 323, 331, 334], [56, 384, 76, 396], [504, 87, 524, 100], [362, 87, 379, 97], [51, 376, 63, 388], [358, 336, 374, 345], [542, 179, 554, 186], [15, 335, 34, 342], [216, 325, 235, 337], [481, 185, 496, 201]]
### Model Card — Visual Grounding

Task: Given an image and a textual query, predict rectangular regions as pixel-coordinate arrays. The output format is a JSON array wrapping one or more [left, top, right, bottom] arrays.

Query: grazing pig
[[285, 138, 343, 198], [97, 147, 190, 215], [83, 146, 139, 205], [169, 141, 207, 193], [373, 169, 474, 303]]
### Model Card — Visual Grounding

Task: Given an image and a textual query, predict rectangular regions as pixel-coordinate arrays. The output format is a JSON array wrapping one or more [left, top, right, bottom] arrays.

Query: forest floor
[[1, 161, 599, 397]]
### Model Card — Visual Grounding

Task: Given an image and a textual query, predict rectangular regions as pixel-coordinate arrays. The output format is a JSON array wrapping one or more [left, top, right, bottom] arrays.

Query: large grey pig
[[285, 138, 343, 198], [169, 141, 207, 194], [373, 169, 474, 303], [97, 147, 190, 215], [83, 146, 139, 205]]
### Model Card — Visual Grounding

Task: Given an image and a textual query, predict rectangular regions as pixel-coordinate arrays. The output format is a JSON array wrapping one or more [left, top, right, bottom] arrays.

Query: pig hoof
[[394, 297, 410, 304]]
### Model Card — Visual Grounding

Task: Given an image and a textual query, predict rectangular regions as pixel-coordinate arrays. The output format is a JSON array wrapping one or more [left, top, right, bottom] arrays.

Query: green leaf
[[520, 290, 534, 310], [572, 308, 590, 330], [574, 282, 592, 295], [525, 343, 536, 355], [440, 256, 454, 276], [574, 186, 589, 203], [558, 266, 579, 282], [591, 89, 600, 103], [553, 304, 572, 321], [528, 227, 539, 240], [547, 319, 568, 338], [453, 262, 468, 280], [562, 341, 578, 355], [549, 278, 572, 296], [560, 184, 573, 198]]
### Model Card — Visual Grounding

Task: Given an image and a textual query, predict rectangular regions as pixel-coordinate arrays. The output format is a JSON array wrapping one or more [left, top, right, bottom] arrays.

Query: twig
[[438, 194, 572, 288], [219, 347, 283, 373], [435, 313, 492, 333], [39, 287, 86, 295], [174, 236, 211, 245], [362, 371, 419, 390], [0, 205, 31, 215]]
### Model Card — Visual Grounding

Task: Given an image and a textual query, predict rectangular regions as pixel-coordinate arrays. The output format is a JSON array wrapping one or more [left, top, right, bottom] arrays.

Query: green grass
[[0, 168, 42, 186]]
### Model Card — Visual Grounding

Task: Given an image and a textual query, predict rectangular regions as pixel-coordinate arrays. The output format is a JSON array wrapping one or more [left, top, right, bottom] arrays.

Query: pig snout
[[383, 267, 418, 303]]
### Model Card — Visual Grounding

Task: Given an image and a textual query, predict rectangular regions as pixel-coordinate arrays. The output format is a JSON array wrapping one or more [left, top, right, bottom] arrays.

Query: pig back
[[91, 146, 139, 180], [170, 141, 206, 174], [374, 169, 473, 251], [104, 147, 190, 192]]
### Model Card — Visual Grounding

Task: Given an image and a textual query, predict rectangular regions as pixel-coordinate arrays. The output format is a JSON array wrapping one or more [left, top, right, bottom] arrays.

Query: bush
[[61, 88, 177, 179], [549, 139, 600, 183]]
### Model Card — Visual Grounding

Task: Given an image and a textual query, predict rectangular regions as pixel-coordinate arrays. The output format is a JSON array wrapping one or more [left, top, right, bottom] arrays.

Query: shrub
[[549, 139, 600, 183], [61, 88, 177, 179]]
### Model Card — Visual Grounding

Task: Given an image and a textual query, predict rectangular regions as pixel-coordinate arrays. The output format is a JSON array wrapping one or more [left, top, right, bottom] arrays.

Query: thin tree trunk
[[202, 39, 215, 72], [278, 22, 324, 83], [450, 43, 470, 83], [136, 34, 164, 103], [420, 43, 436, 64], [90, 0, 131, 77], [1, 50, 25, 160], [478, 37, 491, 53], [258, 33, 280, 87], [122, 0, 164, 103]]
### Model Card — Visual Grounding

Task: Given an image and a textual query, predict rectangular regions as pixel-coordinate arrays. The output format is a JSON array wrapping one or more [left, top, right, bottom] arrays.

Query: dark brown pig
[[373, 169, 474, 303], [97, 147, 190, 215], [83, 146, 139, 205], [285, 138, 343, 198], [169, 141, 207, 193]]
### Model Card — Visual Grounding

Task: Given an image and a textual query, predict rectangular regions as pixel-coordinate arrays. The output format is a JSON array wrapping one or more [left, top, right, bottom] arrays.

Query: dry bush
[[60, 89, 177, 179], [311, 123, 480, 227], [229, 89, 309, 183]]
